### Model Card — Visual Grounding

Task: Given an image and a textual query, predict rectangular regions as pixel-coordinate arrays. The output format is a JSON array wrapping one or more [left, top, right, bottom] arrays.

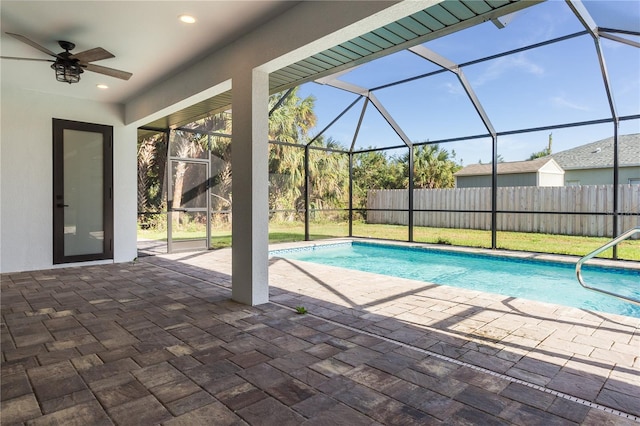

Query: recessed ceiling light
[[97, 84, 109, 89], [179, 14, 196, 24]]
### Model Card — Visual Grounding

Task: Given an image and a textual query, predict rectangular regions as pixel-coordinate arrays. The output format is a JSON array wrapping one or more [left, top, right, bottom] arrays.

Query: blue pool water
[[272, 242, 640, 318]]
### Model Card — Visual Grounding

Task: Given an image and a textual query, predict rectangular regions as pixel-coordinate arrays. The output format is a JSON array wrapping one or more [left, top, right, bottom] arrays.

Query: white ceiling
[[0, 1, 298, 104]]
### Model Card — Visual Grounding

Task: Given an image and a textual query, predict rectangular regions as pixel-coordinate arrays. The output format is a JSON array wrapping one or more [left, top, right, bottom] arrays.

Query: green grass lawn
[[138, 221, 640, 261]]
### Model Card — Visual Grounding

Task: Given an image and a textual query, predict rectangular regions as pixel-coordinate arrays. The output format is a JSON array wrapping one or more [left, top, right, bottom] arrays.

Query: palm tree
[[269, 88, 316, 142], [268, 88, 317, 221], [308, 137, 349, 217], [410, 144, 460, 189], [197, 114, 234, 225], [529, 133, 553, 160], [137, 136, 155, 212], [169, 128, 208, 213], [137, 87, 331, 228], [137, 132, 168, 229]]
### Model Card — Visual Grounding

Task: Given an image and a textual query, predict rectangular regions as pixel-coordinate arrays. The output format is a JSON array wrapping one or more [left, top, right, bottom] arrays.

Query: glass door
[[53, 119, 113, 264], [167, 159, 210, 252]]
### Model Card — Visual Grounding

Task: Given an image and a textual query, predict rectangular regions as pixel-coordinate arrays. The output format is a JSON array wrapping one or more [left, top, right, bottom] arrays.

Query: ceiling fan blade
[[5, 32, 58, 57], [85, 63, 132, 80], [1, 56, 54, 62], [71, 47, 114, 63]]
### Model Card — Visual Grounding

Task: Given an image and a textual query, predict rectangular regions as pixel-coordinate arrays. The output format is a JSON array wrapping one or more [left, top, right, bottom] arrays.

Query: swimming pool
[[272, 241, 640, 318]]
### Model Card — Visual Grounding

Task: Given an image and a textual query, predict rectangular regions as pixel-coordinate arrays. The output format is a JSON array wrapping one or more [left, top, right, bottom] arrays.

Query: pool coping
[[269, 237, 640, 271]]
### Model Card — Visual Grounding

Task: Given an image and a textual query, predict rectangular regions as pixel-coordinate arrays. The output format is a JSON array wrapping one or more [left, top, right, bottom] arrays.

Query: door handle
[[57, 204, 69, 208]]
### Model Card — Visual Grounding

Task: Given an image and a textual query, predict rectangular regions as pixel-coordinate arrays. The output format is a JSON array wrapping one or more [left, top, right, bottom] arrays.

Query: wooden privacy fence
[[367, 185, 640, 238]]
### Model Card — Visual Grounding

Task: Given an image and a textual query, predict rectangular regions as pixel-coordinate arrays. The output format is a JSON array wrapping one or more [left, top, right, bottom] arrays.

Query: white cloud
[[550, 96, 590, 111], [472, 53, 544, 86], [444, 81, 464, 95]]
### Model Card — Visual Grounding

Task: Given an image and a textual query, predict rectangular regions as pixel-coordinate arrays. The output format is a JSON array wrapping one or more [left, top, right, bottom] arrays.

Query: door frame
[[167, 157, 210, 253], [53, 118, 114, 264]]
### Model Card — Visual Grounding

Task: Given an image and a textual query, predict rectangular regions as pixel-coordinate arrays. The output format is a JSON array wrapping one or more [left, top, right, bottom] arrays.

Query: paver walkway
[[2, 240, 639, 425]]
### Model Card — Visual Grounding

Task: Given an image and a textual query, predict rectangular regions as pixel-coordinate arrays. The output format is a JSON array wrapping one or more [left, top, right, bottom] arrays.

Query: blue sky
[[297, 0, 640, 164]]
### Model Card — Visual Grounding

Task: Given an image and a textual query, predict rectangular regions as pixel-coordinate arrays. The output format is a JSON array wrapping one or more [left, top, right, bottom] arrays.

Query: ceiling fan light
[[179, 14, 196, 24], [51, 61, 83, 84]]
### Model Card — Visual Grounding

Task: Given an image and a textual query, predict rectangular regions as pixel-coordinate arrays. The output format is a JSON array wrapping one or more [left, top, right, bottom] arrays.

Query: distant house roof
[[454, 157, 562, 177], [549, 133, 640, 170]]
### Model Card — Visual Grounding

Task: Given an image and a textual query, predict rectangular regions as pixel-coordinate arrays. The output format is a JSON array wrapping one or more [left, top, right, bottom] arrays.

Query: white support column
[[231, 68, 269, 305]]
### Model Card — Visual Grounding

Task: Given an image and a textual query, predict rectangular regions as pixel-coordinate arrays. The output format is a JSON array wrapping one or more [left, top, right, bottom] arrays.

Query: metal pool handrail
[[576, 226, 640, 306]]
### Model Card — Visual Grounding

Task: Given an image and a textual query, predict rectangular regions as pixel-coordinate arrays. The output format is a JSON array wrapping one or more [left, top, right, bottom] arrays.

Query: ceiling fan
[[1, 32, 132, 84]]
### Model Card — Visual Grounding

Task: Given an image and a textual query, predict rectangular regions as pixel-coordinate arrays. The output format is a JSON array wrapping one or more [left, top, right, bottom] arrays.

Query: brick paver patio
[[2, 240, 639, 425]]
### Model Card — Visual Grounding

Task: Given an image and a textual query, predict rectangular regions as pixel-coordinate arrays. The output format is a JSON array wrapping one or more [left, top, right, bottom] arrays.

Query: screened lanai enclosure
[[137, 0, 639, 260]]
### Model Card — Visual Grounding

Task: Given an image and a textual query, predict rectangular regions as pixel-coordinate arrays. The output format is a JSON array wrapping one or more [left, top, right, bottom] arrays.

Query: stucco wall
[[0, 88, 137, 273]]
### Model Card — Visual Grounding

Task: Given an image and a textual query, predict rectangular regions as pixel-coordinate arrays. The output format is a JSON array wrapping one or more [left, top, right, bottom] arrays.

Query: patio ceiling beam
[[269, 87, 295, 117], [138, 126, 167, 133], [456, 72, 496, 137], [314, 65, 362, 85], [316, 78, 369, 96], [491, 11, 519, 29], [409, 45, 457, 72], [312, 74, 369, 149], [598, 28, 640, 37], [407, 44, 499, 247], [409, 45, 496, 137], [305, 95, 363, 147], [317, 75, 413, 149], [368, 92, 413, 148], [566, 0, 617, 122], [350, 97, 369, 153], [567, 0, 623, 248], [413, 133, 490, 147], [598, 31, 640, 49], [565, 0, 598, 38], [174, 127, 232, 138], [372, 31, 588, 92], [354, 144, 407, 154]]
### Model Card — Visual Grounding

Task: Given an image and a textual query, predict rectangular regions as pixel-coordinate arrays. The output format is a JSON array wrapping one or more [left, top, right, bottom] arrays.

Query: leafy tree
[[269, 89, 316, 143], [136, 86, 364, 228], [529, 132, 554, 160], [204, 115, 233, 222], [137, 132, 168, 229], [137, 134, 160, 212], [308, 138, 349, 215], [528, 147, 551, 160], [478, 154, 504, 164], [169, 128, 208, 213], [268, 88, 317, 220], [267, 90, 352, 221], [407, 144, 461, 189], [352, 150, 406, 209]]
